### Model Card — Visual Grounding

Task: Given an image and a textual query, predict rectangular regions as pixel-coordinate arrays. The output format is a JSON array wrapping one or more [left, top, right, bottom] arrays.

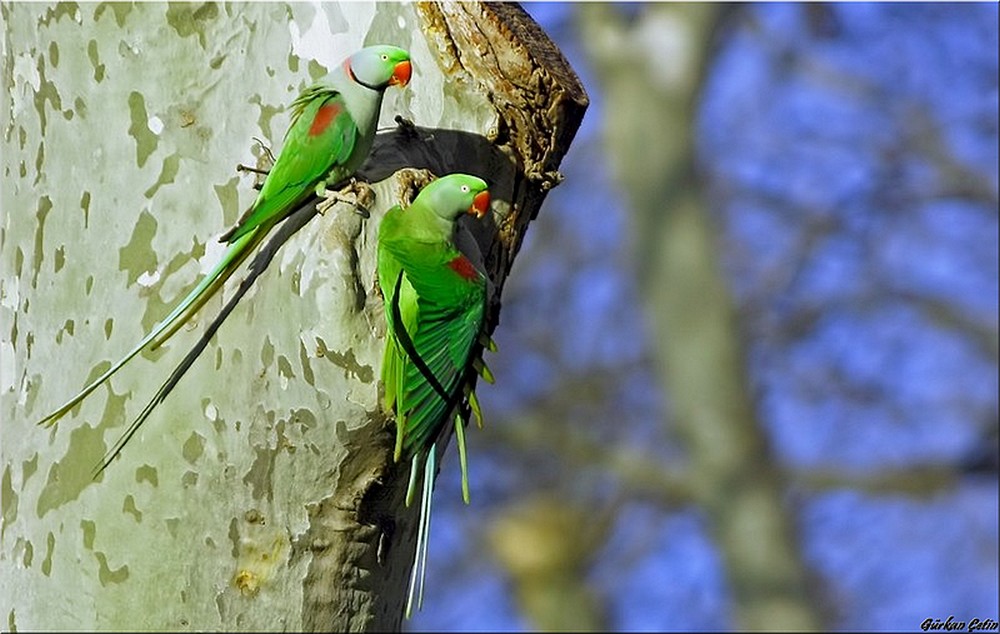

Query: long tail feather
[[37, 228, 264, 429], [148, 229, 265, 350], [405, 445, 436, 618], [417, 448, 435, 610], [453, 413, 470, 504], [88, 201, 319, 475], [93, 236, 261, 476]]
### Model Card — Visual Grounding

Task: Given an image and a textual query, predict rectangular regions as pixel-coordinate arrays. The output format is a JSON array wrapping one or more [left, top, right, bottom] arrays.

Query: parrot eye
[[381, 54, 389, 61], [461, 185, 470, 193]]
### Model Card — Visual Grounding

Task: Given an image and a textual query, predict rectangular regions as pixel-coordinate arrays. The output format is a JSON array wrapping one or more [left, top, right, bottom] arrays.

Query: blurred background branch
[[438, 3, 997, 632], [578, 4, 820, 629]]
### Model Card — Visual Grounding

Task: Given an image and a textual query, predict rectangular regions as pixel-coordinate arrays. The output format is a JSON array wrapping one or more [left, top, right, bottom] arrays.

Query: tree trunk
[[0, 2, 586, 630], [579, 4, 821, 630]]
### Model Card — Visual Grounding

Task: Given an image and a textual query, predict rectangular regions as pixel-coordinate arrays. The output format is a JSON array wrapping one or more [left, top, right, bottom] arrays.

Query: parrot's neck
[[333, 66, 385, 163], [408, 203, 457, 242]]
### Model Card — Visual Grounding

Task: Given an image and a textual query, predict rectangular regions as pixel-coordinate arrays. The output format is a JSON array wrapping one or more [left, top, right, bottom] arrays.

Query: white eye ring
[[461, 185, 470, 193], [381, 54, 388, 61]]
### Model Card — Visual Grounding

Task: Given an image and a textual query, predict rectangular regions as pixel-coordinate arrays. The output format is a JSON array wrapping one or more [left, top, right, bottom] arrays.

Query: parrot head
[[347, 45, 412, 89], [421, 174, 491, 221]]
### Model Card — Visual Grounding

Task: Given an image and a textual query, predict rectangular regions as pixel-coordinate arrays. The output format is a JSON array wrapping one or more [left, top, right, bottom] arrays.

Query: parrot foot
[[317, 178, 375, 218]]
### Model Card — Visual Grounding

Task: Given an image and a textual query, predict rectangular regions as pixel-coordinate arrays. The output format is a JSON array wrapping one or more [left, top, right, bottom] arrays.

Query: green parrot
[[377, 173, 495, 617], [37, 45, 412, 471]]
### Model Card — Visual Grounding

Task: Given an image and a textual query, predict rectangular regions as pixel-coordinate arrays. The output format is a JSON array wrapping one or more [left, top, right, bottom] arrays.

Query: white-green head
[[417, 174, 491, 222], [345, 45, 412, 90]]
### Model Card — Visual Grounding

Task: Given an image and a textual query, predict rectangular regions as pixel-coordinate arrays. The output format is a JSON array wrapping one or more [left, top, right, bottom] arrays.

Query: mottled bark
[[1, 2, 585, 631]]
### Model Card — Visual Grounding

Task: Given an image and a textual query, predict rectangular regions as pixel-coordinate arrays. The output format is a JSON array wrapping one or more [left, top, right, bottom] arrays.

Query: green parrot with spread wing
[[377, 173, 496, 617], [37, 45, 412, 472]]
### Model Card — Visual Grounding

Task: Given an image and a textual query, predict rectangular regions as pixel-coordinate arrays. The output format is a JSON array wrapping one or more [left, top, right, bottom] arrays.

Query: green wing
[[376, 206, 490, 620], [223, 87, 358, 243], [378, 226, 486, 460]]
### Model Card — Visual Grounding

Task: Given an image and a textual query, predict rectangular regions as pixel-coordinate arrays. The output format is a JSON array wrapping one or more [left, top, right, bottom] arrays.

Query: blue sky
[[408, 4, 998, 631]]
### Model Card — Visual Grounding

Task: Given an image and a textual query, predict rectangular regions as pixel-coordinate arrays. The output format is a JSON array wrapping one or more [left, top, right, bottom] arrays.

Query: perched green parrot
[[37, 45, 412, 473], [377, 173, 496, 617]]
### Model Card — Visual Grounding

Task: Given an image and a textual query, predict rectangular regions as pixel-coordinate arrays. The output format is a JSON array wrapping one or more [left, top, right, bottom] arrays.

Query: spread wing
[[379, 235, 486, 459]]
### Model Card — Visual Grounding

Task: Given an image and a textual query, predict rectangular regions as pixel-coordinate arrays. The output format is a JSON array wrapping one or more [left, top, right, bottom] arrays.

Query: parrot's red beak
[[469, 190, 491, 218], [390, 60, 412, 87]]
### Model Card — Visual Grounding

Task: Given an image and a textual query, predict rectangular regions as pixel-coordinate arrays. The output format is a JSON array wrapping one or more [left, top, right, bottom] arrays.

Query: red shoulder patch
[[309, 103, 341, 137], [448, 255, 478, 281]]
